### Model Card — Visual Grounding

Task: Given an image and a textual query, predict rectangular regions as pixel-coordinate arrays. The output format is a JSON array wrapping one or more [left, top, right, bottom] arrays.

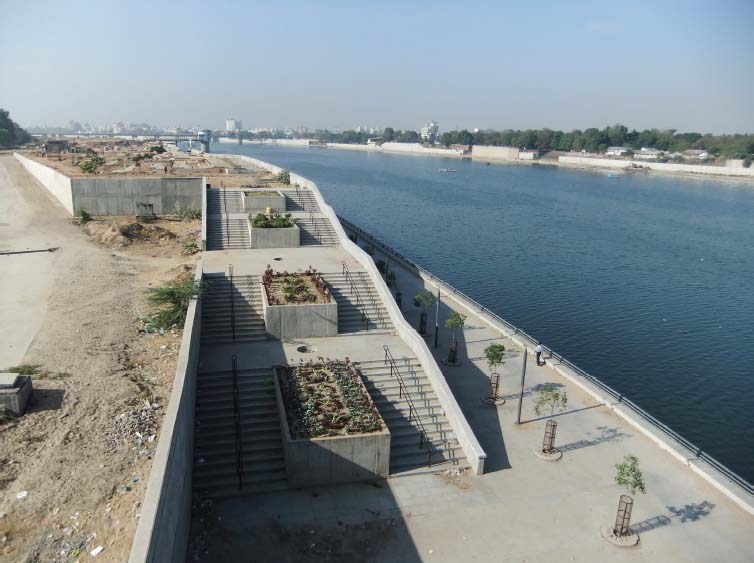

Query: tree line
[[0, 109, 31, 149], [297, 124, 754, 159]]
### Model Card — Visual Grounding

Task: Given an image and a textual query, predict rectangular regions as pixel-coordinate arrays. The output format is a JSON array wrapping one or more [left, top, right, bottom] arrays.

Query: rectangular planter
[[0, 374, 33, 416], [261, 283, 337, 339], [249, 223, 300, 249], [244, 190, 286, 214], [272, 368, 390, 487]]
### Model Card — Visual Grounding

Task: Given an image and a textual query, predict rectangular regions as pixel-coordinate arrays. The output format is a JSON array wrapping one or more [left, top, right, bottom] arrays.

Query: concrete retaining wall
[[471, 145, 520, 162], [262, 282, 337, 339], [327, 143, 379, 152], [14, 153, 74, 213], [249, 224, 300, 249], [380, 142, 463, 158], [0, 375, 32, 416], [273, 368, 390, 487], [231, 154, 487, 475], [244, 191, 286, 213], [128, 261, 203, 563], [72, 177, 203, 216], [559, 156, 754, 178]]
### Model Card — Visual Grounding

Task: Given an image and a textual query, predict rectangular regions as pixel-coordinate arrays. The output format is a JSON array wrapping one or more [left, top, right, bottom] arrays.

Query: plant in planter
[[414, 290, 436, 336], [533, 383, 568, 459], [263, 268, 331, 305], [276, 169, 291, 185], [387, 272, 396, 287], [605, 454, 646, 545], [482, 343, 506, 404], [252, 212, 295, 228], [444, 312, 466, 365]]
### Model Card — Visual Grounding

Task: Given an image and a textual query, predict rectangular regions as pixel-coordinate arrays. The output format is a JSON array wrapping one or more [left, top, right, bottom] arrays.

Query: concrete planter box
[[261, 283, 337, 339], [249, 223, 300, 249], [272, 368, 390, 487], [244, 190, 286, 214], [0, 373, 33, 416]]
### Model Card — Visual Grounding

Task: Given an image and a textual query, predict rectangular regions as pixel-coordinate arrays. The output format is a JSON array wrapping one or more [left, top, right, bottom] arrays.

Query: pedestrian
[[535, 342, 544, 366]]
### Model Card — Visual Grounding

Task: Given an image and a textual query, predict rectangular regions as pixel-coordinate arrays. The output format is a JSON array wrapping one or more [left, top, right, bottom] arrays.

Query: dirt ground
[[0, 154, 200, 562]]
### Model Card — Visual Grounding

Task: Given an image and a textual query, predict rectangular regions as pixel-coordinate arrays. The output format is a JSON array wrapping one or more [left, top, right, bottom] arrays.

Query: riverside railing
[[339, 215, 754, 496], [383, 345, 433, 468]]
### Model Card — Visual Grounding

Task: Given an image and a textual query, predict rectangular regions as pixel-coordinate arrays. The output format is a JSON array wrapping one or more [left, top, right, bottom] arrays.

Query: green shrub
[[275, 169, 291, 185], [181, 239, 199, 255], [147, 278, 205, 330], [176, 205, 201, 221], [80, 156, 105, 173], [251, 212, 294, 228], [77, 208, 92, 223]]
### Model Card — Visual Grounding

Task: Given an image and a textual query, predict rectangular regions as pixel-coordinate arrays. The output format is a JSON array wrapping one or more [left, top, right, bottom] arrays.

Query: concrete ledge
[[244, 190, 286, 213], [261, 283, 337, 339], [128, 260, 203, 563], [249, 224, 300, 249], [0, 374, 32, 416], [273, 368, 390, 487], [14, 152, 74, 213]]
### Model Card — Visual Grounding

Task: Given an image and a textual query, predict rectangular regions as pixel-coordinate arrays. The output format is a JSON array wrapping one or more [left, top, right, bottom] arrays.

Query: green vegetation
[[76, 208, 92, 223], [534, 383, 568, 419], [275, 169, 291, 184], [147, 277, 204, 330], [150, 144, 166, 154], [414, 290, 436, 310], [615, 454, 646, 495], [5, 364, 42, 376], [181, 239, 199, 255], [0, 108, 31, 148], [175, 205, 201, 221], [484, 343, 506, 373], [445, 311, 466, 342], [80, 155, 105, 173], [251, 212, 294, 228]]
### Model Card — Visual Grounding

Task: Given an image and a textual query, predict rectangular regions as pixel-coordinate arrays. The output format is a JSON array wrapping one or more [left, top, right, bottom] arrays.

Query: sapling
[[612, 454, 646, 537], [533, 383, 568, 454], [445, 312, 466, 364], [414, 290, 436, 336]]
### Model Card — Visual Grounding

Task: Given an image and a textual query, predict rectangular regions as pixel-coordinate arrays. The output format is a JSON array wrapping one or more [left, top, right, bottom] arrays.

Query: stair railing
[[341, 260, 368, 330], [232, 354, 244, 490], [222, 188, 230, 249], [383, 345, 433, 467], [229, 264, 236, 341]]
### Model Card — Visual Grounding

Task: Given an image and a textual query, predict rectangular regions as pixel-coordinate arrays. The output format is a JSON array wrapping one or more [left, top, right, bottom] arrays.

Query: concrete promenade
[[203, 242, 754, 562]]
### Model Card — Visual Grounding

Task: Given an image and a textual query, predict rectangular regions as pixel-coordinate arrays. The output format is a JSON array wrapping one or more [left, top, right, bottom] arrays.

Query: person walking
[[535, 342, 544, 366]]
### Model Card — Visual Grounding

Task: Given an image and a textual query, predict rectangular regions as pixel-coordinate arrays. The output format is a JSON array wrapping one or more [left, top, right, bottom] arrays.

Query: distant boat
[[607, 171, 621, 178], [439, 168, 457, 173]]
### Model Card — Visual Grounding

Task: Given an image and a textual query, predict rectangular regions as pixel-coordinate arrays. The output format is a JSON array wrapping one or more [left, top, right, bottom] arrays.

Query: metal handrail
[[232, 354, 243, 490], [222, 188, 230, 249], [228, 264, 236, 341], [310, 211, 321, 244], [383, 345, 433, 467], [339, 215, 754, 495], [341, 260, 369, 330]]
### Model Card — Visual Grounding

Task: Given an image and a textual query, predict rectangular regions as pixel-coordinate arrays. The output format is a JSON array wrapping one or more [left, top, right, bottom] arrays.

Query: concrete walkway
[[198, 237, 754, 562]]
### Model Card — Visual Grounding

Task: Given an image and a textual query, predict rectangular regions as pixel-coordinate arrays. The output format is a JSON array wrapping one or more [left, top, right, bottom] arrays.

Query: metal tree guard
[[542, 419, 558, 453], [481, 373, 505, 405], [613, 495, 634, 537]]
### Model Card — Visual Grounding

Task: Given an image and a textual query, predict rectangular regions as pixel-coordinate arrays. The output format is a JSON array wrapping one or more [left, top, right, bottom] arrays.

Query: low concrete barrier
[[129, 261, 203, 562], [244, 191, 286, 213], [559, 155, 754, 178], [249, 224, 300, 249], [230, 154, 487, 475], [261, 282, 338, 339], [200, 179, 207, 251], [14, 152, 74, 213]]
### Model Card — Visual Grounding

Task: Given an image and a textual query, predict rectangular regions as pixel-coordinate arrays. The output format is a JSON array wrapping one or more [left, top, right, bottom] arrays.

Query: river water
[[212, 143, 754, 482]]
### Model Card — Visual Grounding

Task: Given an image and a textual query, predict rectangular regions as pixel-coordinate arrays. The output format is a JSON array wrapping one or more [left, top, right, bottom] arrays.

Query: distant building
[[518, 149, 539, 160], [420, 121, 439, 143], [44, 139, 69, 156], [225, 119, 242, 132], [682, 149, 710, 160], [634, 147, 663, 160], [367, 137, 382, 146], [606, 146, 631, 156]]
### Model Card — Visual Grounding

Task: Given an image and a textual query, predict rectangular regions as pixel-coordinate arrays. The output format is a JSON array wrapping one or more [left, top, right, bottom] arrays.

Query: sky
[[1, 0, 753, 134]]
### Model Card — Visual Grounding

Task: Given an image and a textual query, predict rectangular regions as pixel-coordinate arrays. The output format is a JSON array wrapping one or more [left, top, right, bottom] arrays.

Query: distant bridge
[[69, 131, 213, 152]]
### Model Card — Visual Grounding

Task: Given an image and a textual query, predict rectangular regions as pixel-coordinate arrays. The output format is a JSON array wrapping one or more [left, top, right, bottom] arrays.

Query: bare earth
[[0, 154, 199, 562]]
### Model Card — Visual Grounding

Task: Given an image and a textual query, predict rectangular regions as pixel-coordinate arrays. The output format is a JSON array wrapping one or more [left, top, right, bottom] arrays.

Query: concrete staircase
[[296, 216, 339, 246], [207, 188, 243, 213], [206, 216, 250, 250], [355, 358, 468, 475], [283, 189, 320, 212], [201, 273, 267, 344], [322, 271, 393, 334], [192, 366, 288, 498]]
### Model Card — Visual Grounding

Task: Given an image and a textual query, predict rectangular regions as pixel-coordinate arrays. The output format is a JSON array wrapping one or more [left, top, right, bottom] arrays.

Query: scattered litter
[[90, 545, 104, 557], [132, 476, 140, 483], [16, 491, 28, 499]]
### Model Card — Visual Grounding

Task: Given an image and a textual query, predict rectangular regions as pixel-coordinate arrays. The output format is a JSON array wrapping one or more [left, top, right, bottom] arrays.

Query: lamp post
[[434, 287, 440, 349], [516, 347, 528, 424]]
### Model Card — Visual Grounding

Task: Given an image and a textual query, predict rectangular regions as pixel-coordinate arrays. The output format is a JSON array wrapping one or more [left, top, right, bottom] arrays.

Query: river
[[212, 142, 754, 482]]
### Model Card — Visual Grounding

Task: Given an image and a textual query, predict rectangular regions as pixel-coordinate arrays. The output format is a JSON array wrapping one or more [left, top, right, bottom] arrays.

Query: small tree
[[484, 343, 506, 374], [534, 383, 568, 455], [276, 169, 291, 185], [445, 312, 466, 365], [612, 454, 646, 538], [414, 290, 436, 336]]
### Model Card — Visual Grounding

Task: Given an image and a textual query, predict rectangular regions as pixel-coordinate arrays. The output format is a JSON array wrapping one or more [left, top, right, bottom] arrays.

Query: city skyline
[[2, 1, 753, 134]]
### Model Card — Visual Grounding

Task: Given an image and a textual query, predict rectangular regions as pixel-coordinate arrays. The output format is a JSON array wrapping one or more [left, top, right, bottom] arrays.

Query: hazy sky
[[2, 0, 753, 133]]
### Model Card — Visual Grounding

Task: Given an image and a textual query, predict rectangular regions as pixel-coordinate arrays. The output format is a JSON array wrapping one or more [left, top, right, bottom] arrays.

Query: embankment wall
[[559, 156, 754, 178], [129, 261, 203, 563], [13, 154, 204, 216], [471, 145, 520, 162]]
